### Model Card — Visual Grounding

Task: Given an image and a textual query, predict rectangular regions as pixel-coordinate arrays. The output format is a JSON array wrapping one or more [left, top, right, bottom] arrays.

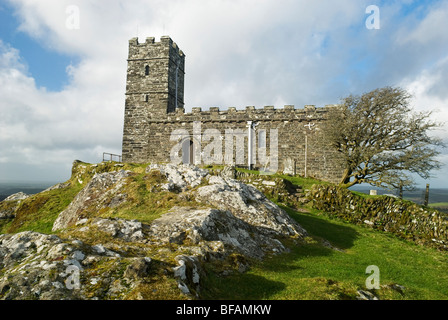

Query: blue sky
[[0, 3, 78, 91], [0, 0, 447, 188]]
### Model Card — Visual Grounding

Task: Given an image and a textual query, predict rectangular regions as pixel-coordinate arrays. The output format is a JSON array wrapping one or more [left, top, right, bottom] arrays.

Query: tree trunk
[[338, 168, 352, 187], [340, 180, 358, 188]]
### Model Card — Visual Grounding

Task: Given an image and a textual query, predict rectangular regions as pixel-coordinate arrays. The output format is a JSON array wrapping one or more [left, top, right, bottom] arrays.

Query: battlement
[[154, 104, 339, 123], [122, 36, 344, 184], [128, 36, 185, 61], [125, 35, 185, 117], [187, 104, 338, 113]]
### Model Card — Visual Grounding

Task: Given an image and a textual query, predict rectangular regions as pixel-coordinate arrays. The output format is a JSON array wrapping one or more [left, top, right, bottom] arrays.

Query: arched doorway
[[181, 138, 194, 164]]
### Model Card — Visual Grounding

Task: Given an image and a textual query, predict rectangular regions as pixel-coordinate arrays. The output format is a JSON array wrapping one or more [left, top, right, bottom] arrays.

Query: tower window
[[145, 65, 150, 76], [141, 94, 149, 102]]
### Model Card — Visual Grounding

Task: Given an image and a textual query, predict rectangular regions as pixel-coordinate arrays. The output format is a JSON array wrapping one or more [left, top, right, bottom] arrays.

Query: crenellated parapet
[[155, 104, 339, 123], [128, 36, 185, 63], [122, 36, 344, 183], [125, 36, 185, 119]]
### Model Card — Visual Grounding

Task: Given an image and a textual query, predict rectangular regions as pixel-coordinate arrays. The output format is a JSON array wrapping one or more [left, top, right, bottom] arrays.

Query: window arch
[[181, 138, 195, 165], [145, 65, 150, 76]]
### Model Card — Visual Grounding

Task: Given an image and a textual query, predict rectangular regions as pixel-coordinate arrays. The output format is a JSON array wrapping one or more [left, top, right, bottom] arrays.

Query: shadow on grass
[[201, 206, 361, 299], [201, 272, 287, 300], [280, 205, 360, 251], [245, 205, 361, 280], [0, 219, 12, 234]]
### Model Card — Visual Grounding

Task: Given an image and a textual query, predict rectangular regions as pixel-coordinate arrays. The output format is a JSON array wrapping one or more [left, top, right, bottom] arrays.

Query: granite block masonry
[[122, 36, 344, 183]]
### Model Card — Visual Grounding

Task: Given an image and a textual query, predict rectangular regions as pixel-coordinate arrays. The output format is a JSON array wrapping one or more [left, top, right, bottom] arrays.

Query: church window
[[141, 94, 149, 102]]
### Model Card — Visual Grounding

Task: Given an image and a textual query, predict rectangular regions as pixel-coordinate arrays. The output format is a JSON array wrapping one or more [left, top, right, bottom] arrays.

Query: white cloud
[[396, 1, 448, 48], [396, 2, 448, 143], [399, 57, 448, 187], [1, 0, 448, 186], [0, 39, 123, 172], [401, 65, 448, 142]]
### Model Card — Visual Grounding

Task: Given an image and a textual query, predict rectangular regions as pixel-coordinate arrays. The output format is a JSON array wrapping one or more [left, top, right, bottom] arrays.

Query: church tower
[[122, 36, 185, 162]]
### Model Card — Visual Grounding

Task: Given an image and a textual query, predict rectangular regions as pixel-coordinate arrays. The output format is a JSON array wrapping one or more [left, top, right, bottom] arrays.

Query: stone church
[[122, 36, 343, 183]]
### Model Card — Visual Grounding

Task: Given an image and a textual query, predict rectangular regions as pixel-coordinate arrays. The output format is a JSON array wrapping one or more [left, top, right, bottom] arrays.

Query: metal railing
[[103, 152, 122, 162]]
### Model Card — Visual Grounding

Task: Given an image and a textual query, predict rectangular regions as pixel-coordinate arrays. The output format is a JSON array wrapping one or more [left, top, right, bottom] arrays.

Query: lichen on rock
[[146, 163, 208, 192], [1, 162, 309, 300], [196, 175, 307, 238], [52, 170, 131, 231]]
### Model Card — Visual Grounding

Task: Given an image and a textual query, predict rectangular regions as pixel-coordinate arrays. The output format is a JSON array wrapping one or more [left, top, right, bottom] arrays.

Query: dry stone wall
[[309, 184, 448, 250]]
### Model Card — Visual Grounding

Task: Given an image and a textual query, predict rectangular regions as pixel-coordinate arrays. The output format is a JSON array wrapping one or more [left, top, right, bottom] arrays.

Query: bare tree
[[323, 86, 445, 189]]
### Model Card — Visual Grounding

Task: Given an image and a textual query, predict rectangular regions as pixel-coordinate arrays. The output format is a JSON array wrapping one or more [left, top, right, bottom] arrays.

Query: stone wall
[[126, 36, 185, 116], [123, 36, 186, 162], [308, 185, 448, 249], [125, 105, 344, 183], [122, 36, 344, 184]]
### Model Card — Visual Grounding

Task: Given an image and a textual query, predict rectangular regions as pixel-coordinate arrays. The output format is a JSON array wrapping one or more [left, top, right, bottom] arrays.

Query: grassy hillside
[[1, 162, 447, 300], [202, 205, 448, 299], [429, 202, 448, 214], [202, 168, 448, 300], [0, 161, 195, 234]]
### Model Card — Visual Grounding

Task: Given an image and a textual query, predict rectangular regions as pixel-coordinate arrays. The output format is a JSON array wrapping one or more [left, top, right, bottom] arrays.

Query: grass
[[2, 162, 447, 300], [0, 182, 84, 234], [234, 167, 326, 188], [276, 174, 330, 191], [0, 164, 200, 234], [429, 202, 448, 208], [201, 205, 448, 300], [99, 170, 202, 225]]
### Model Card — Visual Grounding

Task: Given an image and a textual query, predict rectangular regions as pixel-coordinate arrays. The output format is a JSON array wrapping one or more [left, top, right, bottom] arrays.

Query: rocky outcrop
[[1, 162, 308, 300], [4, 192, 30, 202], [0, 204, 18, 220], [90, 218, 146, 242], [0, 231, 75, 300], [145, 164, 307, 239], [195, 175, 307, 238], [52, 170, 131, 231], [0, 193, 29, 220], [0, 231, 156, 300], [43, 182, 71, 193], [145, 163, 208, 192], [147, 206, 288, 260]]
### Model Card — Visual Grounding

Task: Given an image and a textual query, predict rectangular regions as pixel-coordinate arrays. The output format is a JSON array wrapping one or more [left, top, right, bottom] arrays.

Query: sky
[[0, 0, 447, 188]]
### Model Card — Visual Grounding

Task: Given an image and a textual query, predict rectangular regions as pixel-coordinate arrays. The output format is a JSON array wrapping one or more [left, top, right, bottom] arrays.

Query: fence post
[[424, 184, 430, 206]]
